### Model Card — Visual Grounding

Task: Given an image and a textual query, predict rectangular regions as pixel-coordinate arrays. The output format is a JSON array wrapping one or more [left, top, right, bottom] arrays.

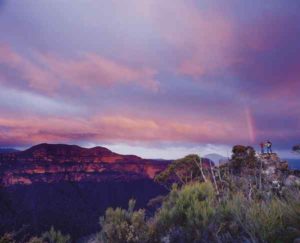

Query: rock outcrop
[[284, 175, 300, 187], [255, 153, 296, 192], [0, 143, 171, 186], [0, 143, 214, 187], [220, 152, 299, 193], [259, 153, 289, 181]]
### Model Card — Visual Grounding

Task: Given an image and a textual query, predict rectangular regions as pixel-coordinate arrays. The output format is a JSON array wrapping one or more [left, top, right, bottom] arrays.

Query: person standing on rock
[[266, 140, 272, 154], [260, 142, 265, 154]]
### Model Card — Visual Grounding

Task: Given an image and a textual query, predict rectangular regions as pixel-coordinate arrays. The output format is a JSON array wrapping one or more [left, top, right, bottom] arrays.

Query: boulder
[[284, 175, 300, 187]]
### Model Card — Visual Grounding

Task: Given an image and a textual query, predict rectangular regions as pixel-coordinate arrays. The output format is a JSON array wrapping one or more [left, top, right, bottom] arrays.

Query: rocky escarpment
[[0, 143, 173, 239], [257, 153, 300, 189], [220, 152, 300, 193], [259, 153, 288, 179], [0, 143, 171, 186], [0, 143, 215, 240], [0, 143, 214, 187], [1, 160, 169, 186]]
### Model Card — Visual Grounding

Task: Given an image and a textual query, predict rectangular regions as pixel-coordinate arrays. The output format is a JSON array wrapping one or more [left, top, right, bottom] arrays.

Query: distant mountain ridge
[[0, 143, 168, 186], [0, 143, 214, 186], [18, 143, 142, 163], [204, 153, 227, 165], [0, 148, 19, 153]]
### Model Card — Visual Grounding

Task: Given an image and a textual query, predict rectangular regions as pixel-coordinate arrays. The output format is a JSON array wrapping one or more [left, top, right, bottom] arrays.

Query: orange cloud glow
[[0, 114, 249, 147], [0, 44, 159, 94]]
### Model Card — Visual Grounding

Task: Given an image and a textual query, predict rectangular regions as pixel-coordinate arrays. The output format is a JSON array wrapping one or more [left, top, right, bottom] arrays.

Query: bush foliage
[[98, 199, 149, 243], [154, 154, 208, 188], [99, 149, 300, 243], [99, 181, 300, 243], [2, 151, 300, 243], [0, 227, 71, 243]]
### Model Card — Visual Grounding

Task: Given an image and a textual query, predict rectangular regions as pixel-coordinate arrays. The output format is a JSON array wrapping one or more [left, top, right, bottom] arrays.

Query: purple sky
[[0, 0, 299, 158]]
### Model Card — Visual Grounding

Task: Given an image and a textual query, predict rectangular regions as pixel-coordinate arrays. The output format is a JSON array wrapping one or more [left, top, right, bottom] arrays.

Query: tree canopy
[[154, 154, 209, 188], [292, 145, 300, 154]]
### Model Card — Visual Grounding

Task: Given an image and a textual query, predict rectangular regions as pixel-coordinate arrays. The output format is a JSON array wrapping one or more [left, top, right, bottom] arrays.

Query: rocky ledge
[[0, 143, 215, 186], [0, 143, 172, 186], [258, 153, 300, 187]]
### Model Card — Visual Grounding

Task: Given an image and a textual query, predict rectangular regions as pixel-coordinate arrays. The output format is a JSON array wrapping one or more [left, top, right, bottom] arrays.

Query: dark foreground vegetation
[[1, 145, 300, 243], [98, 182, 300, 243], [0, 180, 166, 241]]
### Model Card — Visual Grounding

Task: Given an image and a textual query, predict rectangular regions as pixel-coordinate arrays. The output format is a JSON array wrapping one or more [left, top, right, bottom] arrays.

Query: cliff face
[[0, 143, 215, 240], [259, 153, 300, 188], [17, 143, 142, 163], [0, 143, 170, 186], [0, 143, 173, 239], [259, 153, 288, 178], [220, 152, 299, 192]]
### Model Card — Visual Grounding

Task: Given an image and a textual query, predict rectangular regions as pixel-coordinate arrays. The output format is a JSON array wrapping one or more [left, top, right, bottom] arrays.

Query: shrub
[[217, 191, 300, 243], [99, 199, 149, 243], [0, 233, 15, 243], [41, 226, 70, 243], [152, 182, 216, 242], [292, 145, 300, 154], [155, 154, 208, 188], [27, 236, 45, 243], [231, 145, 257, 170], [222, 194, 282, 242], [101, 183, 300, 243]]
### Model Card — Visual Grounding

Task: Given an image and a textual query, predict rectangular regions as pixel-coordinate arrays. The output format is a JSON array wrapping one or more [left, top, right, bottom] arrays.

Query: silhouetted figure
[[266, 140, 272, 154]]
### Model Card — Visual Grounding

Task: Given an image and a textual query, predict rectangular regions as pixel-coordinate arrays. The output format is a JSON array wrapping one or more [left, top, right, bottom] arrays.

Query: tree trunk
[[210, 160, 219, 194], [259, 158, 262, 190], [194, 158, 207, 182]]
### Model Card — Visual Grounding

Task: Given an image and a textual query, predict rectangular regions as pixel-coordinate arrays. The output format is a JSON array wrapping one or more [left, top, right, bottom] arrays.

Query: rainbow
[[245, 107, 256, 143]]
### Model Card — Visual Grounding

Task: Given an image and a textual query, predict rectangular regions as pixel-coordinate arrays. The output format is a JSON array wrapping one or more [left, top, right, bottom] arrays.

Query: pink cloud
[[231, 12, 300, 100], [39, 53, 159, 91], [110, 0, 235, 78], [0, 44, 159, 94], [147, 0, 234, 77], [0, 44, 60, 93], [0, 113, 251, 147], [177, 60, 206, 78]]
